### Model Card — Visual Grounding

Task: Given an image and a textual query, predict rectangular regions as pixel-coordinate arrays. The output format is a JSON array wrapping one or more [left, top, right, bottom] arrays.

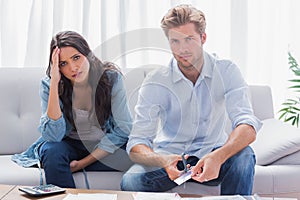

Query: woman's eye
[[59, 62, 66, 67], [74, 55, 80, 60]]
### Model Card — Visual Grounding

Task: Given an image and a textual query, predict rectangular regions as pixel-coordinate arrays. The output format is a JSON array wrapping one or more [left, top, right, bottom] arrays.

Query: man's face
[[168, 23, 206, 72]]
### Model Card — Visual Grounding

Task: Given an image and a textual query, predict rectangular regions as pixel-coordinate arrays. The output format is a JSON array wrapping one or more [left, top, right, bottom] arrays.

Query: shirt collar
[[170, 59, 184, 83], [201, 51, 213, 79], [170, 51, 214, 84]]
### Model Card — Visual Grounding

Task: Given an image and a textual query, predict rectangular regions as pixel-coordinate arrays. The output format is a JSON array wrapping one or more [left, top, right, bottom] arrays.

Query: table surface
[[2, 185, 298, 200], [1, 185, 136, 200], [0, 185, 203, 200], [0, 184, 16, 199]]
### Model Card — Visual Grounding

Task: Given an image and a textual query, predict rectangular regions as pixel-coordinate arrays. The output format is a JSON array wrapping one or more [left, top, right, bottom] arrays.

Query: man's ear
[[201, 32, 207, 44]]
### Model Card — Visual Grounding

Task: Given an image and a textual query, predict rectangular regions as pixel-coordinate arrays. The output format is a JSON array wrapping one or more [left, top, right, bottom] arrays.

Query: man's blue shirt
[[127, 52, 262, 158]]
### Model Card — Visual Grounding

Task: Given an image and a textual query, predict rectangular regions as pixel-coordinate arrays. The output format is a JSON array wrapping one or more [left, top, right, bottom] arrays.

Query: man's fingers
[[184, 154, 189, 160], [191, 159, 204, 175], [192, 173, 209, 183]]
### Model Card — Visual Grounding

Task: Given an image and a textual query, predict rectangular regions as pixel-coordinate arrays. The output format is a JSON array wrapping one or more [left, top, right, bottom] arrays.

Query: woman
[[12, 31, 132, 188]]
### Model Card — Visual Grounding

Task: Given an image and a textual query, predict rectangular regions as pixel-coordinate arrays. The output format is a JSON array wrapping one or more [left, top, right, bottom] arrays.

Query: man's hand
[[191, 124, 256, 183], [163, 154, 184, 180], [191, 152, 222, 183], [70, 160, 82, 172], [129, 145, 190, 181]]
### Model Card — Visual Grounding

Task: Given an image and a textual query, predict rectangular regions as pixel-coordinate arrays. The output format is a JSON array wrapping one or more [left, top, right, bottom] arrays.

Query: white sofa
[[0, 67, 300, 198]]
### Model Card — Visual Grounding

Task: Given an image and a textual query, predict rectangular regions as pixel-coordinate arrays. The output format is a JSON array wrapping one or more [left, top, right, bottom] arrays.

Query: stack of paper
[[182, 195, 246, 200], [134, 192, 181, 200], [63, 193, 117, 200]]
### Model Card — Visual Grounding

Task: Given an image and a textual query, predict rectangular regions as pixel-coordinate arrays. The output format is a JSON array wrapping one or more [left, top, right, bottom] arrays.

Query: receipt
[[174, 170, 192, 185]]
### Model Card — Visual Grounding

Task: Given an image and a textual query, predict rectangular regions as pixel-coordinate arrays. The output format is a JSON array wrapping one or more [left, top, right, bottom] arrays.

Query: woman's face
[[58, 46, 90, 85]]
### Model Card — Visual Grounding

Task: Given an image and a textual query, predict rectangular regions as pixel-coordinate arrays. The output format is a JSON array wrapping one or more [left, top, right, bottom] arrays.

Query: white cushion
[[250, 118, 300, 165], [272, 150, 300, 165]]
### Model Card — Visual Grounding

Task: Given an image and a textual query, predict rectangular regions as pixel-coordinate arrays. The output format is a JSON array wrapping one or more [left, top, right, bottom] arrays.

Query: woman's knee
[[39, 142, 71, 163]]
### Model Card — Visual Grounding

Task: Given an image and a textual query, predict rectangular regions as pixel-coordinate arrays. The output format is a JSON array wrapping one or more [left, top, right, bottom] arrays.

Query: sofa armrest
[[249, 85, 274, 120]]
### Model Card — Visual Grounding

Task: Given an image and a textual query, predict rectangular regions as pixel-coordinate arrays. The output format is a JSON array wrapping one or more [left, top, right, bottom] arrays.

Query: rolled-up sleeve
[[97, 73, 132, 153], [126, 76, 162, 154], [223, 63, 262, 133], [38, 77, 66, 142]]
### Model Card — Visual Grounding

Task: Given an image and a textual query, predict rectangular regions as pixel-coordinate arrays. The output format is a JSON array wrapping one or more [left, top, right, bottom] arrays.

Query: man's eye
[[74, 55, 80, 60]]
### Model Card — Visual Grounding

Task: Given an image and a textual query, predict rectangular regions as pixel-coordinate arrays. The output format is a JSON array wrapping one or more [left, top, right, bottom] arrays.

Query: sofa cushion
[[0, 68, 44, 154], [250, 118, 300, 165], [0, 155, 43, 186], [1, 154, 129, 190], [272, 150, 300, 165]]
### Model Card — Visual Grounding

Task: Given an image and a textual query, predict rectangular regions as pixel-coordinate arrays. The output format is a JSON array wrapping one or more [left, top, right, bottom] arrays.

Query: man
[[121, 4, 262, 195]]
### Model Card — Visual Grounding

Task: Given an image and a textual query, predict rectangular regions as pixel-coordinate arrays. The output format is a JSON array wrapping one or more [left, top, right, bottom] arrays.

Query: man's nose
[[178, 41, 189, 53]]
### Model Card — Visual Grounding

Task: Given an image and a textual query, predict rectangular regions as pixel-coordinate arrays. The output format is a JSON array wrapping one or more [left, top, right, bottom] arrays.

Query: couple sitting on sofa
[[12, 4, 261, 195]]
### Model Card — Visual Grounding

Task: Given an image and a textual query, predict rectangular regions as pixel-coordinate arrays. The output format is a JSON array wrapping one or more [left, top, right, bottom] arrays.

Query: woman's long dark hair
[[46, 31, 119, 129]]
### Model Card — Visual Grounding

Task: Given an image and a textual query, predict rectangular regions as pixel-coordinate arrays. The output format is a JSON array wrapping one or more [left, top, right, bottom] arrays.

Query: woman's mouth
[[72, 72, 82, 78]]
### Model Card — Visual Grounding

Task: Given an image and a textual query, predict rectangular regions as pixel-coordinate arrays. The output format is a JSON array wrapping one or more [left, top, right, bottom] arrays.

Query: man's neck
[[178, 61, 203, 85]]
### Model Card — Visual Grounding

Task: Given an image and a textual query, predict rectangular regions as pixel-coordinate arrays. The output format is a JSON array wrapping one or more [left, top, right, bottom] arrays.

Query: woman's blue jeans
[[121, 146, 256, 195], [39, 137, 120, 188]]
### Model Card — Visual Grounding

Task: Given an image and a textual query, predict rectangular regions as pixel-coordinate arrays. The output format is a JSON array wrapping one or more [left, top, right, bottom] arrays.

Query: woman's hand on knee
[[70, 160, 82, 172]]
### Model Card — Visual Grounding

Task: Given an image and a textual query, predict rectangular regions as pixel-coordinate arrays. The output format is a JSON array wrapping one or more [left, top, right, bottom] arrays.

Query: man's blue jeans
[[39, 137, 119, 188], [121, 146, 256, 195]]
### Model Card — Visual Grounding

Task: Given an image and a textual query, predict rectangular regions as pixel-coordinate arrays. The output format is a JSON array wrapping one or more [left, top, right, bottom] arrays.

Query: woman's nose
[[70, 62, 79, 72]]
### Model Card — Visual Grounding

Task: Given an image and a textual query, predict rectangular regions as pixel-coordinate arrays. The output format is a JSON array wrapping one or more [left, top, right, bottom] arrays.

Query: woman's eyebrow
[[70, 53, 81, 59]]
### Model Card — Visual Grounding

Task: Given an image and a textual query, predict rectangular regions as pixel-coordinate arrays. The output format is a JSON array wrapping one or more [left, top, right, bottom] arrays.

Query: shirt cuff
[[234, 115, 263, 133], [126, 137, 153, 154]]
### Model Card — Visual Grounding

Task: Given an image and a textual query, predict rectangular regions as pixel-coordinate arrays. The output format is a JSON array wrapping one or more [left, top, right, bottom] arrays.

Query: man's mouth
[[179, 54, 192, 60]]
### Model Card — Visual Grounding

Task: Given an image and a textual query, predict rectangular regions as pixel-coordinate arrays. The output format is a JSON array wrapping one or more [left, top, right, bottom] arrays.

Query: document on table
[[182, 194, 299, 200], [63, 193, 117, 200], [133, 192, 181, 200], [182, 195, 247, 200]]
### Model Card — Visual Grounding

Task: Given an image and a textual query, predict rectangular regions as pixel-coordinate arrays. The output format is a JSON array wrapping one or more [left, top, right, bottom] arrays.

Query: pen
[[181, 152, 188, 173]]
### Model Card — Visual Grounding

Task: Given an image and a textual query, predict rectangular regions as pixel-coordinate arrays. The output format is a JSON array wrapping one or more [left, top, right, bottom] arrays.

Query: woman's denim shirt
[[12, 71, 132, 167]]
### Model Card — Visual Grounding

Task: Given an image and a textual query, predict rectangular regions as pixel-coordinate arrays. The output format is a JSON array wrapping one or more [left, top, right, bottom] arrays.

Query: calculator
[[19, 184, 66, 196]]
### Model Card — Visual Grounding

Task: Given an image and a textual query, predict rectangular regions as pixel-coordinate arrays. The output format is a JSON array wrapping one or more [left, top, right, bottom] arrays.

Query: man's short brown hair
[[161, 4, 206, 37]]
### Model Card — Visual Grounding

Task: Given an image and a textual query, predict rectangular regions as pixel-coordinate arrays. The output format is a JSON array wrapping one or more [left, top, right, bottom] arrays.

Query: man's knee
[[121, 172, 141, 191], [231, 146, 256, 175]]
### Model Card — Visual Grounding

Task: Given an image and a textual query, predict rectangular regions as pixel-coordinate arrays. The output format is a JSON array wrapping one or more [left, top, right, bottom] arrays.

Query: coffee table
[[0, 184, 15, 199], [1, 185, 203, 200], [1, 185, 136, 200], [2, 185, 298, 200]]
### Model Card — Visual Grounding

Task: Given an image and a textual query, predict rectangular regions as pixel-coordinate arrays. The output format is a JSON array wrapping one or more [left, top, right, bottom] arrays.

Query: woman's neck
[[72, 79, 89, 89], [72, 83, 92, 111]]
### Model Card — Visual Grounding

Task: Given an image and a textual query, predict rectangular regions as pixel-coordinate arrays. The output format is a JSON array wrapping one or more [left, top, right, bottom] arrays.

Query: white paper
[[182, 195, 246, 200], [174, 170, 192, 185], [134, 192, 181, 200], [63, 193, 117, 200]]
